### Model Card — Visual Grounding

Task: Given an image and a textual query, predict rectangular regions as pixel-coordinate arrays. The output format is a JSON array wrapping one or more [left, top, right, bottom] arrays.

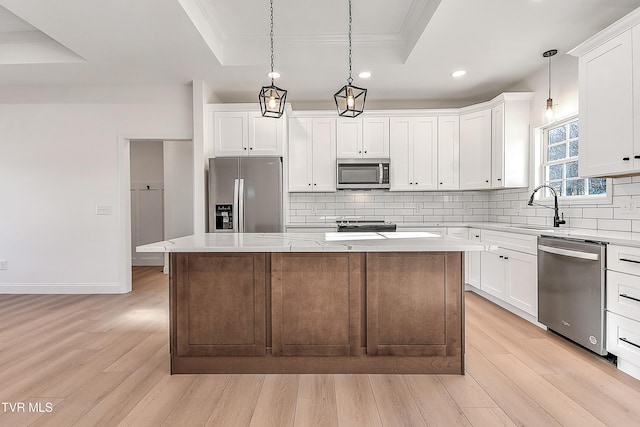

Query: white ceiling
[[0, 0, 639, 107]]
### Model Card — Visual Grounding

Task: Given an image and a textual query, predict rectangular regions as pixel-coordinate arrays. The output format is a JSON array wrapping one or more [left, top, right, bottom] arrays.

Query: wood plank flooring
[[1, 266, 639, 426]]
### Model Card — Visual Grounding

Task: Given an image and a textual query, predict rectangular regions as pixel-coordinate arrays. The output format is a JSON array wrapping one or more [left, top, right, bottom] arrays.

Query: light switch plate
[[96, 205, 113, 215]]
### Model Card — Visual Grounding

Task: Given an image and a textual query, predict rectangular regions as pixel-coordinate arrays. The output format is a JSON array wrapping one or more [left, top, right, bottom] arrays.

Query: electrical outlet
[[415, 205, 422, 214], [310, 204, 317, 215], [0, 260, 7, 270], [96, 205, 113, 215]]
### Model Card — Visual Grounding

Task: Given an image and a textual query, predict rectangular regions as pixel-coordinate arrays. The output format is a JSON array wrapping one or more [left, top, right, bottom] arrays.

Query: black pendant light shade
[[543, 49, 558, 121], [259, 84, 287, 118], [334, 0, 366, 118], [258, 0, 286, 118], [334, 83, 367, 118]]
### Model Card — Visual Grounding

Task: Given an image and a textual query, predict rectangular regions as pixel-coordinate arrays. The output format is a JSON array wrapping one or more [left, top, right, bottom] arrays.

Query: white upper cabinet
[[213, 110, 284, 157], [491, 95, 531, 189], [288, 117, 336, 192], [437, 116, 460, 190], [575, 29, 635, 176], [390, 117, 438, 191], [336, 117, 389, 158], [214, 112, 248, 156], [459, 109, 492, 189], [569, 9, 640, 177]]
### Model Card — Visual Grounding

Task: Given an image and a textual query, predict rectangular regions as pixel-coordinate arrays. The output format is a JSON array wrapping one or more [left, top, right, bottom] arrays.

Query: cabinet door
[[579, 30, 634, 176], [288, 117, 313, 192], [460, 109, 492, 189], [437, 116, 460, 190], [214, 112, 249, 156], [491, 104, 505, 187], [389, 117, 413, 191], [635, 26, 640, 170], [362, 117, 390, 158], [413, 117, 439, 191], [504, 249, 537, 316], [336, 118, 362, 158], [311, 118, 337, 191], [249, 113, 283, 156], [173, 253, 266, 357], [271, 253, 361, 357], [480, 250, 506, 299], [367, 252, 463, 356], [466, 229, 482, 289]]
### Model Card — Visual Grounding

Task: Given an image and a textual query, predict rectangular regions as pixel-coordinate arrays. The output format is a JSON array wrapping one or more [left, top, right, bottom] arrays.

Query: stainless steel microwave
[[336, 159, 390, 190]]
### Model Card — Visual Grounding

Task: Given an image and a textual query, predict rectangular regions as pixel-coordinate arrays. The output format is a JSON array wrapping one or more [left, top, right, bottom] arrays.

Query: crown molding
[[568, 6, 640, 57]]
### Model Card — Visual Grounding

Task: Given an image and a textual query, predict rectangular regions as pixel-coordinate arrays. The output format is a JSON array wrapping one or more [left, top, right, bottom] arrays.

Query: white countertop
[[136, 232, 489, 253], [287, 221, 640, 248]]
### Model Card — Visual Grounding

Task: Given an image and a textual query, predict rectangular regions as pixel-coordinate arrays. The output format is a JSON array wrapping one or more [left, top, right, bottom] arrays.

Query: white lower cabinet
[[477, 230, 538, 318], [606, 245, 640, 380], [466, 229, 482, 289]]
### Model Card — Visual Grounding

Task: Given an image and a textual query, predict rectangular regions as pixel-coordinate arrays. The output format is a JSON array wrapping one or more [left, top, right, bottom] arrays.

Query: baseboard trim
[[0, 282, 125, 294]]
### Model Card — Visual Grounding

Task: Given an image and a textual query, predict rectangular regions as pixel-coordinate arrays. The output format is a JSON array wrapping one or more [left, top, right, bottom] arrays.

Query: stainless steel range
[[336, 220, 397, 232]]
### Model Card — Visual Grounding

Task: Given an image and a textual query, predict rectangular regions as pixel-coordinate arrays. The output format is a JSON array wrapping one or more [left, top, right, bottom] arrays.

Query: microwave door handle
[[379, 163, 383, 184]]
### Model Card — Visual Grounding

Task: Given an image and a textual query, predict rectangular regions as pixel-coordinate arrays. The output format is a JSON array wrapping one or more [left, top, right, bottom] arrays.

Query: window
[[541, 117, 607, 199]]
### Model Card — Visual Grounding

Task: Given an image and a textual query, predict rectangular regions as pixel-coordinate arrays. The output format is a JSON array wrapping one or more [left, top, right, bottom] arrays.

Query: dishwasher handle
[[538, 244, 600, 261]]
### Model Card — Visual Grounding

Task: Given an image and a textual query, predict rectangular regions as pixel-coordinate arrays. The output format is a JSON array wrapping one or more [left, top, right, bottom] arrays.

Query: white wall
[[163, 140, 194, 240], [0, 86, 192, 293]]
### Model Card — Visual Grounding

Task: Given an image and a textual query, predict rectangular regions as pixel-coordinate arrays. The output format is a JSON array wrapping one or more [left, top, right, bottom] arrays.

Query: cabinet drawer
[[608, 244, 640, 275], [607, 312, 640, 364], [607, 270, 640, 322], [480, 230, 537, 255]]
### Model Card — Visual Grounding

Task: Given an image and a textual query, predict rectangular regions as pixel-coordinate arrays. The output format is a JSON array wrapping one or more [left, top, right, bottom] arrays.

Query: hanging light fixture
[[543, 49, 558, 121], [334, 0, 367, 118], [258, 0, 287, 118]]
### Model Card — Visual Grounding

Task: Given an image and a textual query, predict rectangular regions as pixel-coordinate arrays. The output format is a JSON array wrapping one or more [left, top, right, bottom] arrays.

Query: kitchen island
[[137, 232, 486, 374]]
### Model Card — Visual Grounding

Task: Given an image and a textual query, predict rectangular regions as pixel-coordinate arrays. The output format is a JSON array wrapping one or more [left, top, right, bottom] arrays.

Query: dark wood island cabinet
[[168, 248, 466, 374]]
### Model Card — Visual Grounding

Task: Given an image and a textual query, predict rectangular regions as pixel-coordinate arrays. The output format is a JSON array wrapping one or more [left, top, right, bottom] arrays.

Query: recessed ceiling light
[[359, 71, 372, 79], [451, 70, 467, 78], [267, 71, 280, 79]]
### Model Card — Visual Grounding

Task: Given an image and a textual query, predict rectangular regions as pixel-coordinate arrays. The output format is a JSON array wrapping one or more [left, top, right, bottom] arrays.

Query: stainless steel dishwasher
[[538, 236, 607, 355]]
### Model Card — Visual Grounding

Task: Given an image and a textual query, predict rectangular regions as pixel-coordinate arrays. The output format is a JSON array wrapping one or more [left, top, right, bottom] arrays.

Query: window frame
[[534, 115, 612, 205]]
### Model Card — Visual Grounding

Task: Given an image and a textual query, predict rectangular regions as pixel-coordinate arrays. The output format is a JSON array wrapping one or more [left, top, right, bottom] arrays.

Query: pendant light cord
[[347, 0, 353, 85], [270, 0, 275, 85], [547, 54, 551, 99]]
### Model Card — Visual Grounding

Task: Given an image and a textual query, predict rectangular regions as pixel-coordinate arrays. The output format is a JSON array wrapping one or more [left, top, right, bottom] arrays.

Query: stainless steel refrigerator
[[208, 157, 283, 233]]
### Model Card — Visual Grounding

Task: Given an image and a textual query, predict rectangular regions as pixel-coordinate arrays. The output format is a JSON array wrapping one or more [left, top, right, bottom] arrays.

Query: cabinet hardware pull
[[497, 178, 502, 181], [504, 257, 509, 260], [620, 293, 640, 303], [620, 337, 640, 350], [244, 147, 247, 150], [359, 151, 362, 153], [635, 155, 640, 159], [314, 183, 317, 186], [308, 183, 311, 186], [485, 180, 489, 183], [499, 255, 504, 259], [623, 157, 630, 161], [475, 235, 480, 238], [620, 258, 640, 264], [249, 147, 253, 150], [364, 151, 367, 153], [410, 182, 413, 185]]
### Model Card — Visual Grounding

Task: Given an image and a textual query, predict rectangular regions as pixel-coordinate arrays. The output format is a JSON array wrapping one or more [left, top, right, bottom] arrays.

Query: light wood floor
[[1, 267, 640, 426]]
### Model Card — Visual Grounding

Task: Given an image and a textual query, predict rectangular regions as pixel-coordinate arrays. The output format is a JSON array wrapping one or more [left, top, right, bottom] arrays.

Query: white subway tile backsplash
[[598, 219, 632, 232], [288, 180, 640, 231]]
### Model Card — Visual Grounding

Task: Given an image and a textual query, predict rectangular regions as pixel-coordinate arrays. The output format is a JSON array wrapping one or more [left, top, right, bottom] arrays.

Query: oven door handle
[[538, 244, 600, 261]]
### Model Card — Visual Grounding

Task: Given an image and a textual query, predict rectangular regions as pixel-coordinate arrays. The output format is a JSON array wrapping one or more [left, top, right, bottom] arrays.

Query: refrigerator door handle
[[238, 178, 245, 233], [232, 178, 239, 232]]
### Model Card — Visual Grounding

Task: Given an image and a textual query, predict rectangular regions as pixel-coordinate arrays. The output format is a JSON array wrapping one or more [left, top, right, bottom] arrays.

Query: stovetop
[[336, 220, 397, 232]]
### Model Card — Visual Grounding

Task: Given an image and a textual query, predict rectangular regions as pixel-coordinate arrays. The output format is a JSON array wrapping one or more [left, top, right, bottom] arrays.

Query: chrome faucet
[[528, 185, 566, 227]]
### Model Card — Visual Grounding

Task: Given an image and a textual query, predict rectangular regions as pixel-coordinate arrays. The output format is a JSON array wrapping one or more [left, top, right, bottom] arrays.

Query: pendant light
[[334, 0, 367, 118], [258, 0, 287, 118], [543, 49, 558, 121]]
